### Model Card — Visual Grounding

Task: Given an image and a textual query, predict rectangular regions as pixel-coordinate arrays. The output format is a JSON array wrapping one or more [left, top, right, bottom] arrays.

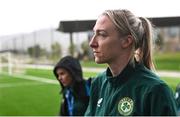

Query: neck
[[108, 53, 131, 77]]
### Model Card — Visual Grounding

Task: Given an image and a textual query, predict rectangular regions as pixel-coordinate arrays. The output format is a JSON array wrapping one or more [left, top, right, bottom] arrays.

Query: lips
[[60, 80, 65, 84], [93, 50, 99, 53], [93, 51, 99, 56], [61, 81, 67, 86]]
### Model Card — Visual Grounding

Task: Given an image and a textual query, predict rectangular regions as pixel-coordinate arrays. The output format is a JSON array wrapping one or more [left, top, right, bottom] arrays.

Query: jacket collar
[[105, 62, 136, 85]]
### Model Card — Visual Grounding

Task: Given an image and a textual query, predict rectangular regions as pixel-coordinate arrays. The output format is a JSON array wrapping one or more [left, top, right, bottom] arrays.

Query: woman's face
[[89, 15, 124, 64], [56, 68, 72, 87]]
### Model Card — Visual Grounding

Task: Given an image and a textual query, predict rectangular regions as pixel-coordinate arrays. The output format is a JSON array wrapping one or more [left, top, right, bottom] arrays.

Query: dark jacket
[[53, 56, 90, 116], [85, 63, 177, 116]]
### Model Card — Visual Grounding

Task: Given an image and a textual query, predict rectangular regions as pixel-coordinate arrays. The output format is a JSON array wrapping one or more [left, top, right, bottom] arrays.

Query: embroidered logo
[[118, 97, 134, 115], [97, 98, 103, 107]]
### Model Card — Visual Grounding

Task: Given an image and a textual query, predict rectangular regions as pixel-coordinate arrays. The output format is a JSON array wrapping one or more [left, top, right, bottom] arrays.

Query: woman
[[53, 56, 90, 116], [85, 9, 177, 116]]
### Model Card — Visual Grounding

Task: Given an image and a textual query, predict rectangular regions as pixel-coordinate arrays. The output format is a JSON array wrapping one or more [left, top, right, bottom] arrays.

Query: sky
[[0, 0, 180, 36]]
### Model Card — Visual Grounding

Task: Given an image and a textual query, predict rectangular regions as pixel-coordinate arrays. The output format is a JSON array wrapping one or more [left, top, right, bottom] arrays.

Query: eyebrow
[[93, 29, 107, 33]]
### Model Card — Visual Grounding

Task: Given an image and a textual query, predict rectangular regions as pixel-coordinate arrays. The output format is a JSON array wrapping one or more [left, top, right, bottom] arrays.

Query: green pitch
[[154, 52, 180, 71], [0, 69, 179, 115], [0, 74, 61, 116]]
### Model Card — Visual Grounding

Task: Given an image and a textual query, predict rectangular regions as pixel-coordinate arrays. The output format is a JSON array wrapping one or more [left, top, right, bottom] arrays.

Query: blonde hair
[[102, 9, 154, 70]]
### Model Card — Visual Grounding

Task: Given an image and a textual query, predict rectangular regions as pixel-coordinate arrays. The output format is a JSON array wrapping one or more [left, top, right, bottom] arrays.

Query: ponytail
[[138, 17, 155, 70], [103, 9, 155, 70]]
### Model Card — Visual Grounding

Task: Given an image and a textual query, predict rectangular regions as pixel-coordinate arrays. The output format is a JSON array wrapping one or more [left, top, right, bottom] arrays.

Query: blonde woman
[[85, 9, 177, 116]]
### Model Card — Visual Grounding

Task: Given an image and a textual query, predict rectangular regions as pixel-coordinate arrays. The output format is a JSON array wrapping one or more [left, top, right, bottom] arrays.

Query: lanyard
[[65, 89, 74, 116]]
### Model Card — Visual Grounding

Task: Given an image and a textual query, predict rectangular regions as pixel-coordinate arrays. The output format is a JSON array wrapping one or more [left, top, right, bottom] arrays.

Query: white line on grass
[[157, 71, 180, 78], [0, 82, 45, 88], [1, 72, 59, 85]]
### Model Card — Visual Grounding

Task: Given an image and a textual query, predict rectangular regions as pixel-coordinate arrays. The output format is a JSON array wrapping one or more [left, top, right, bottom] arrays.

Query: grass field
[[81, 52, 180, 71], [25, 68, 99, 79], [25, 68, 180, 91], [1, 71, 180, 116], [0, 73, 61, 116], [0, 69, 99, 116], [0, 69, 180, 115], [154, 52, 180, 71], [0, 52, 180, 115]]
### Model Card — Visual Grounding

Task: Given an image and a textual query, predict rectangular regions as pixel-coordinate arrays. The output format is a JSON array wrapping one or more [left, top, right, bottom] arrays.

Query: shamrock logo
[[118, 97, 134, 115]]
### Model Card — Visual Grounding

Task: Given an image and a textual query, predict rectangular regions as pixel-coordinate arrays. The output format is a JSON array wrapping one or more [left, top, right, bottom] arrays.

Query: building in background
[[0, 17, 180, 65]]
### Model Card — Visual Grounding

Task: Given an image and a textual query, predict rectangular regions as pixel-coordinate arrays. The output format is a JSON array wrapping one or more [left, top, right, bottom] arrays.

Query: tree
[[51, 42, 62, 61], [81, 40, 91, 60], [81, 40, 89, 56], [155, 33, 164, 51], [28, 44, 40, 58], [27, 44, 47, 58], [68, 44, 75, 56]]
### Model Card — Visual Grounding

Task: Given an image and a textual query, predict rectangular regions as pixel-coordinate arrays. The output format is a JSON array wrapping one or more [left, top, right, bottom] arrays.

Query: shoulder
[[138, 70, 174, 99], [137, 68, 175, 103], [133, 64, 172, 93], [137, 64, 159, 78], [135, 64, 163, 85], [148, 82, 174, 96], [91, 71, 106, 86], [90, 71, 106, 92]]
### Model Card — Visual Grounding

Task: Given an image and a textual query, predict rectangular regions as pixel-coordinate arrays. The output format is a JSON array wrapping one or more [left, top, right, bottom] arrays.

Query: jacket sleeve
[[144, 83, 178, 116], [84, 78, 99, 116], [60, 98, 69, 116]]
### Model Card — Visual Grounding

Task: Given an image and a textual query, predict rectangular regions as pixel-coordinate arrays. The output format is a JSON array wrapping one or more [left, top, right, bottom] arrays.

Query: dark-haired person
[[53, 56, 91, 116], [85, 9, 177, 116]]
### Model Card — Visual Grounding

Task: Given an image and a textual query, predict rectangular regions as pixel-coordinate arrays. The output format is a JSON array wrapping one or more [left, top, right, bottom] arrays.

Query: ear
[[120, 35, 133, 48]]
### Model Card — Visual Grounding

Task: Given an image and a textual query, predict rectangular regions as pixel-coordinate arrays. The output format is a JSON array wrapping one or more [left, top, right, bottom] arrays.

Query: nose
[[57, 76, 62, 81], [89, 35, 98, 48]]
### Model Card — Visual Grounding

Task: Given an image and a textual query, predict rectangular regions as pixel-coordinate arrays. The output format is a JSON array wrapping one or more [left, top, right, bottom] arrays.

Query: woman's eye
[[59, 72, 64, 75], [93, 31, 107, 37], [97, 32, 107, 36]]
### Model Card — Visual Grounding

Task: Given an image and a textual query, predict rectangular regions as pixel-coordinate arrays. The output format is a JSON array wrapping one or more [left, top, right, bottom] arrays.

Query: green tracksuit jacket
[[85, 63, 177, 116]]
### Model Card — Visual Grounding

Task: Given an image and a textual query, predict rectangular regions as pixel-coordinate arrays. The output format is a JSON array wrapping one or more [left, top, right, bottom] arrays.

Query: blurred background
[[0, 0, 180, 115]]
